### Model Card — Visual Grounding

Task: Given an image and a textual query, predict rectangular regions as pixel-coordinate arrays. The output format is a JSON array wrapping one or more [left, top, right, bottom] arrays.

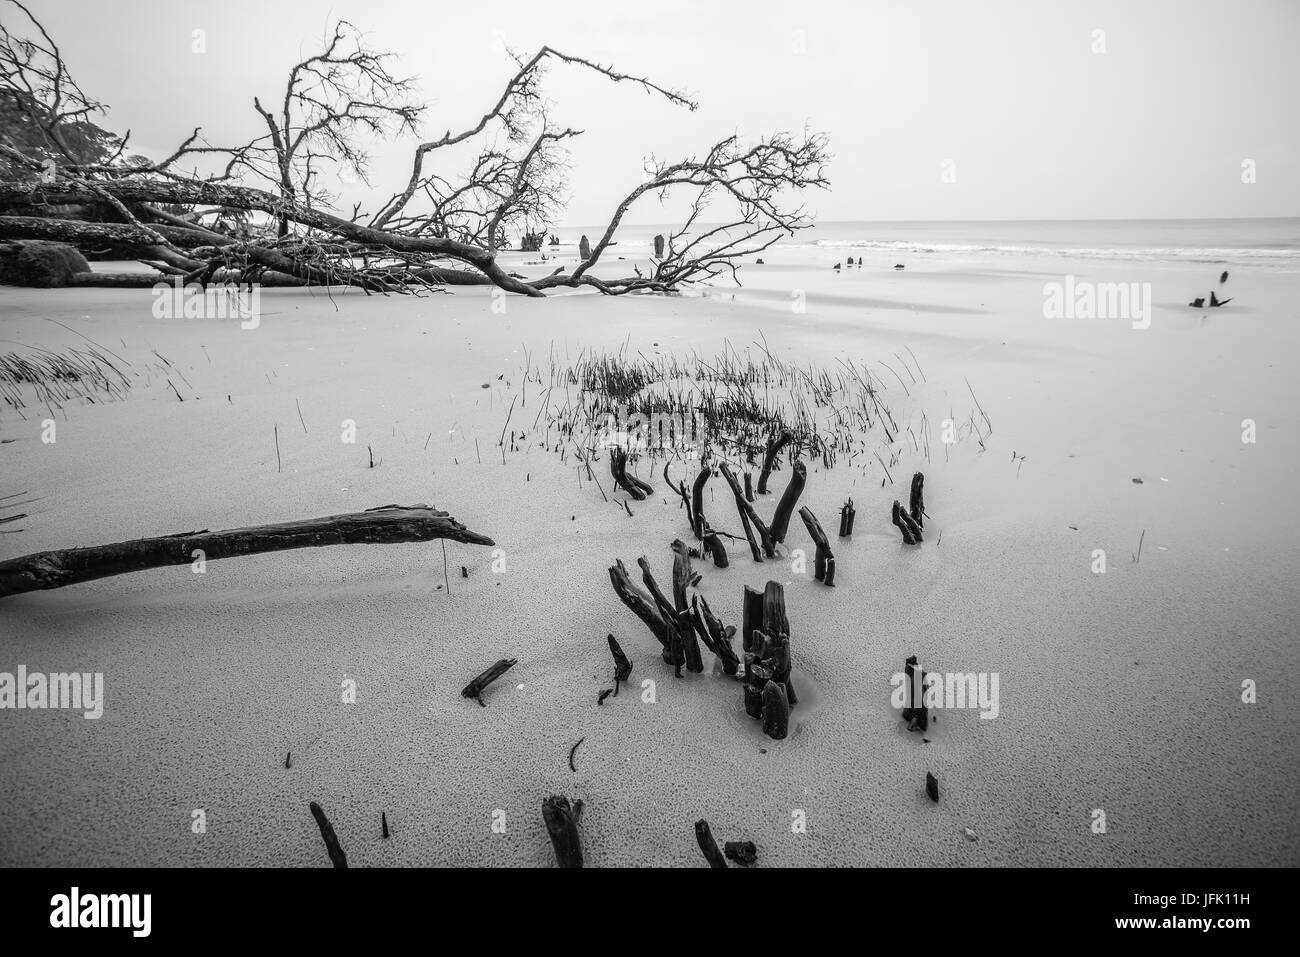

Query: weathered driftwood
[[724, 840, 757, 866], [926, 772, 940, 803], [891, 500, 921, 544], [691, 464, 711, 540], [757, 429, 793, 494], [308, 801, 348, 868], [609, 558, 673, 659], [741, 586, 765, 654], [909, 472, 926, 528], [719, 463, 776, 559], [694, 820, 728, 868], [798, 505, 835, 586], [691, 592, 741, 675], [462, 658, 518, 706], [769, 459, 806, 544], [609, 447, 651, 500], [542, 795, 584, 868], [0, 504, 494, 599], [839, 498, 856, 537], [381, 811, 390, 839], [743, 471, 755, 502], [606, 634, 633, 693], [640, 553, 699, 675]]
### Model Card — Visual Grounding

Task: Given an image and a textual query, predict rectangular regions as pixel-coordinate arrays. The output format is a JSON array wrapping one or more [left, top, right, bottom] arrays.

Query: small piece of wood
[[741, 585, 765, 654], [606, 634, 633, 692], [761, 680, 789, 739], [701, 529, 728, 568], [798, 505, 834, 585], [839, 498, 856, 537], [381, 811, 390, 839], [902, 655, 929, 732], [694, 820, 728, 868], [609, 446, 651, 500], [609, 559, 672, 654], [757, 429, 793, 494], [691, 463, 711, 540], [724, 840, 757, 866], [542, 795, 584, 868], [664, 461, 695, 533], [769, 459, 806, 544], [743, 471, 754, 502], [461, 657, 517, 706], [926, 772, 939, 803], [909, 472, 925, 528], [0, 504, 494, 599], [308, 801, 347, 868]]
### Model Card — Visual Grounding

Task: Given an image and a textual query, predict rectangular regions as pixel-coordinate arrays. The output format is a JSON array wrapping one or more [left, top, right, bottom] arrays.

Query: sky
[[13, 0, 1300, 226]]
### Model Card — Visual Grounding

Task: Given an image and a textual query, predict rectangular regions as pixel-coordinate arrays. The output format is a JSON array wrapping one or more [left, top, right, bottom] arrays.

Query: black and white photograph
[[0, 0, 1294, 928]]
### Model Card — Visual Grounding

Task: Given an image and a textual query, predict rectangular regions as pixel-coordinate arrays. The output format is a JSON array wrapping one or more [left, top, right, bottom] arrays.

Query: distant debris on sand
[[461, 657, 517, 707], [926, 772, 940, 803], [755, 257, 764, 264], [308, 801, 348, 868], [724, 840, 758, 865], [894, 263, 905, 270], [694, 820, 728, 868], [1220, 270, 1229, 283], [833, 262, 841, 271], [1210, 290, 1231, 307], [846, 256, 855, 265], [1189, 297, 1205, 308]]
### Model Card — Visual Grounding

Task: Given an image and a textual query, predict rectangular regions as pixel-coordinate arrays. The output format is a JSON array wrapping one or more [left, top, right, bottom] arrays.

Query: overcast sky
[[20, 0, 1300, 225]]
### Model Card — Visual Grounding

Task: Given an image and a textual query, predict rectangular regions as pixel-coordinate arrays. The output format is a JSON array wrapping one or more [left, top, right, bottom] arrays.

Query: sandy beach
[[2, 241, 1297, 867]]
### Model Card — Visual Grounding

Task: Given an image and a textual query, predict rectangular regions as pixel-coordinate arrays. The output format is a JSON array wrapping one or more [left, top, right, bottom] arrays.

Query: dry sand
[[1, 244, 1297, 866]]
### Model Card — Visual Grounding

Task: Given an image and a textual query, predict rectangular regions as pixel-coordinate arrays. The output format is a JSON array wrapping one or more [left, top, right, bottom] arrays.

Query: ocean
[[560, 219, 1300, 270]]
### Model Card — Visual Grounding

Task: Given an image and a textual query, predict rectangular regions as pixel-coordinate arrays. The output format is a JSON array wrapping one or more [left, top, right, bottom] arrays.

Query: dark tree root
[[606, 634, 633, 693], [308, 801, 347, 868], [542, 795, 584, 868], [691, 463, 711, 540], [694, 820, 728, 868], [902, 654, 929, 732], [719, 463, 776, 559], [798, 506, 835, 585], [381, 811, 390, 839], [724, 841, 758, 866], [609, 447, 651, 500], [664, 461, 695, 533], [609, 558, 672, 654], [461, 658, 518, 706], [701, 529, 728, 568], [892, 500, 922, 544], [597, 688, 614, 705], [691, 593, 740, 675], [637, 553, 697, 675], [926, 772, 939, 803], [909, 472, 926, 528], [769, 459, 806, 544], [569, 737, 584, 772], [839, 498, 856, 537], [757, 429, 794, 494]]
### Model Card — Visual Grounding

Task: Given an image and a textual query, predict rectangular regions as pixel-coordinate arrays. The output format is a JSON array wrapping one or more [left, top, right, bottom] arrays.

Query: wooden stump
[[798, 505, 835, 586], [542, 795, 584, 868], [757, 429, 793, 494], [769, 459, 806, 544], [910, 472, 926, 527], [694, 820, 728, 868], [719, 462, 776, 559], [691, 593, 741, 675], [691, 463, 711, 540], [606, 634, 633, 693], [609, 447, 651, 500], [839, 498, 856, 537]]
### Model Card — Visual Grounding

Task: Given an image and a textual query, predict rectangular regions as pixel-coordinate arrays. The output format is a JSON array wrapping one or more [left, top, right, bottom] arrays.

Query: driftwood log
[[461, 658, 517, 706], [609, 558, 677, 666], [718, 463, 776, 559], [308, 801, 348, 869], [891, 500, 922, 544], [0, 504, 494, 599], [769, 459, 806, 544], [798, 506, 835, 585], [542, 795, 584, 868], [757, 429, 793, 494], [694, 820, 728, 868]]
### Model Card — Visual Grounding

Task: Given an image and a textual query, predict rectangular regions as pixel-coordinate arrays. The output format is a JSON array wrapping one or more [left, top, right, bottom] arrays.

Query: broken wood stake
[[891, 500, 917, 544], [606, 633, 632, 692], [798, 505, 834, 586], [308, 801, 348, 868], [691, 463, 711, 540], [839, 498, 856, 537], [910, 472, 925, 527], [701, 529, 728, 568], [694, 820, 728, 868], [724, 841, 757, 866], [719, 462, 775, 559], [609, 446, 650, 500]]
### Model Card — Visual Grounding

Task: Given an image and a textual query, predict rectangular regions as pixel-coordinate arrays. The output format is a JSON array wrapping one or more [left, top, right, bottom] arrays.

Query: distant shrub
[[0, 241, 90, 287]]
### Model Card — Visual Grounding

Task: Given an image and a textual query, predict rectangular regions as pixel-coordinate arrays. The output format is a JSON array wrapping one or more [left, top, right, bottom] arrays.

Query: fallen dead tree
[[0, 504, 493, 598]]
